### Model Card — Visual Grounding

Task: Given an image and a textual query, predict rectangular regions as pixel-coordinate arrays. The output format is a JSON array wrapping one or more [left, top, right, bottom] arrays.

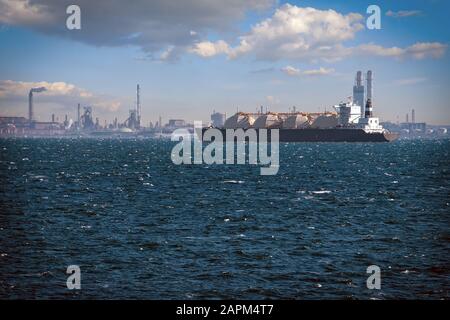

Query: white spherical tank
[[253, 114, 282, 129], [282, 114, 309, 129], [223, 113, 255, 129], [310, 114, 338, 129]]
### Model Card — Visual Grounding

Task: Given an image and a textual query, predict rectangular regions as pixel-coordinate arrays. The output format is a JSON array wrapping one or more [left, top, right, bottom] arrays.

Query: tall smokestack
[[353, 71, 365, 116], [411, 109, 415, 123], [365, 99, 373, 118], [28, 87, 46, 122], [29, 91, 33, 122], [356, 71, 362, 86], [366, 70, 373, 102], [364, 71, 373, 118], [77, 103, 81, 129], [136, 84, 141, 127]]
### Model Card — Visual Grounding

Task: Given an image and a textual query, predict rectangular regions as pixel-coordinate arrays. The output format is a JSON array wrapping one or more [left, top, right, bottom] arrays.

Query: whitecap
[[312, 190, 331, 194], [223, 180, 244, 184]]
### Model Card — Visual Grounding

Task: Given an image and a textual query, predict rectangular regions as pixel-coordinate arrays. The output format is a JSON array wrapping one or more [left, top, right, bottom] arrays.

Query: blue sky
[[0, 0, 449, 125]]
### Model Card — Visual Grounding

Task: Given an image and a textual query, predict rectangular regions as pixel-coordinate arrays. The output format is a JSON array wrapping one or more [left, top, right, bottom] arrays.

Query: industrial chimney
[[366, 70, 373, 103], [28, 87, 46, 122], [364, 71, 373, 118], [365, 99, 373, 118], [77, 103, 81, 130], [353, 71, 365, 116], [136, 84, 141, 128]]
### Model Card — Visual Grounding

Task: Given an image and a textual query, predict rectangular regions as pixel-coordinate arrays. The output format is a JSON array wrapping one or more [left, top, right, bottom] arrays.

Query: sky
[[0, 0, 449, 125]]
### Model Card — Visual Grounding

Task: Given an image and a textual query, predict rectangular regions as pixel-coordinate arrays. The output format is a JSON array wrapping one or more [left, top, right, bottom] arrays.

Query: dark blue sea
[[0, 138, 449, 299]]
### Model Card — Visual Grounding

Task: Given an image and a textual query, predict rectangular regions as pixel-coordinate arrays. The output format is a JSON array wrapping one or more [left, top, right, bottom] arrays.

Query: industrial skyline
[[0, 0, 449, 125], [2, 70, 443, 139]]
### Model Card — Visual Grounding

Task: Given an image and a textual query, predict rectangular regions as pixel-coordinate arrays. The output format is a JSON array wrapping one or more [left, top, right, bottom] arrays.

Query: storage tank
[[282, 114, 309, 129], [223, 113, 255, 129], [310, 114, 338, 129], [253, 114, 282, 129]]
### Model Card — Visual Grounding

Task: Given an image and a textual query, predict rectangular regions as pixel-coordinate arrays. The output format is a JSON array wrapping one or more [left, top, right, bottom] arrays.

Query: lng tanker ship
[[204, 70, 399, 142]]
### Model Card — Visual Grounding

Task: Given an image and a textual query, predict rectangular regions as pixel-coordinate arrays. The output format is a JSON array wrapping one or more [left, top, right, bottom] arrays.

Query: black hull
[[201, 128, 399, 142]]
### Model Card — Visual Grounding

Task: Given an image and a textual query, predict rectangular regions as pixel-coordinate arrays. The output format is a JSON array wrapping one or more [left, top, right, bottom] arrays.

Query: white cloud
[[0, 0, 53, 26], [406, 42, 447, 59], [0, 80, 90, 98], [227, 4, 364, 61], [281, 65, 300, 76], [0, 0, 275, 59], [1, 1, 446, 63], [188, 4, 446, 62], [386, 10, 422, 18], [159, 46, 176, 61], [0, 80, 121, 113], [302, 67, 335, 76], [357, 42, 447, 60], [281, 66, 334, 77], [189, 40, 230, 57], [356, 43, 404, 58]]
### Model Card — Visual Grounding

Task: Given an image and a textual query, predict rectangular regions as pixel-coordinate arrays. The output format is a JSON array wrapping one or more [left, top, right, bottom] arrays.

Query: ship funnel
[[366, 70, 373, 102], [364, 70, 373, 118], [365, 99, 373, 118]]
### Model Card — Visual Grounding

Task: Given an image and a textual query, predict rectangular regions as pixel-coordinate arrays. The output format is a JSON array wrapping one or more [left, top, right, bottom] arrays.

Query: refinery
[[0, 84, 192, 137]]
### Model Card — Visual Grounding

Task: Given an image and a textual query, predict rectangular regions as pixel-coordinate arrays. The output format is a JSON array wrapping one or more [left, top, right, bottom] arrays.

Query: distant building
[[168, 119, 186, 127], [0, 116, 28, 126], [32, 121, 60, 130], [211, 111, 226, 127], [0, 116, 28, 135], [401, 122, 426, 132]]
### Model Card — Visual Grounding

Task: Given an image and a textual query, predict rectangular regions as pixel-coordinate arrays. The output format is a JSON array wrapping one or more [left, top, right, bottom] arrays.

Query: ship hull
[[202, 128, 399, 142]]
